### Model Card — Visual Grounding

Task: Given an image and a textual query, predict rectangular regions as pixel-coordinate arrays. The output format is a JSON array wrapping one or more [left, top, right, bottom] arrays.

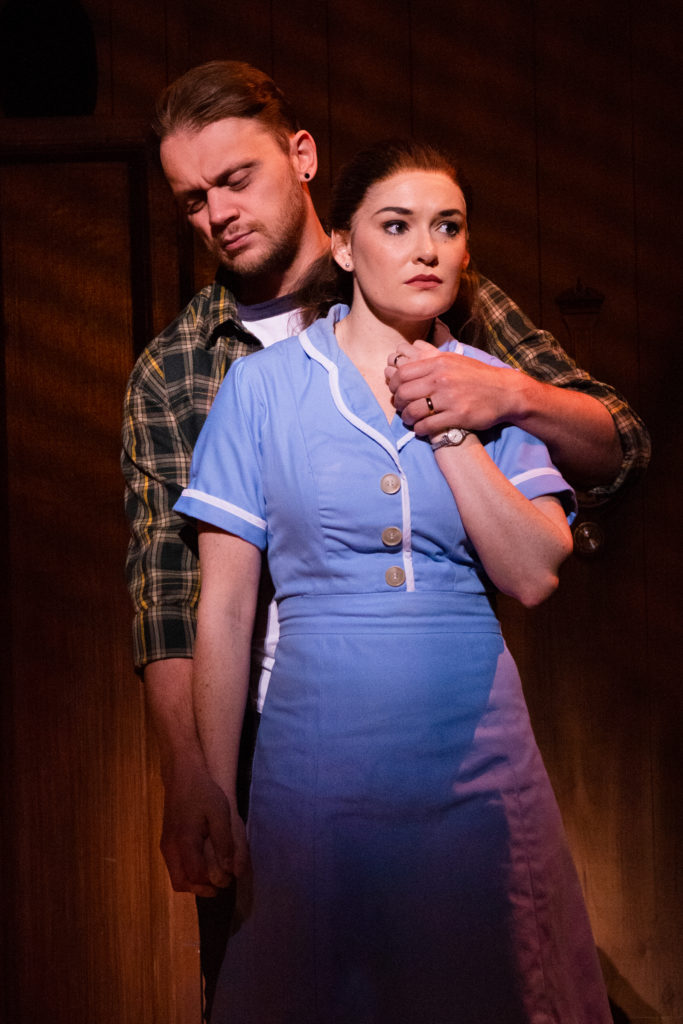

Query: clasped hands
[[160, 762, 250, 898], [385, 338, 518, 436]]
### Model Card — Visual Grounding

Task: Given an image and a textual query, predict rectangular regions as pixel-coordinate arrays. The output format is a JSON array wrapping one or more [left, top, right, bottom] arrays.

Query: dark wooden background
[[1, 1, 681, 1021]]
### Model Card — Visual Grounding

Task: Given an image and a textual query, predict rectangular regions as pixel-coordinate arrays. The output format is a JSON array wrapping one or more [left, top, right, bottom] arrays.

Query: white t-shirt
[[237, 294, 303, 349]]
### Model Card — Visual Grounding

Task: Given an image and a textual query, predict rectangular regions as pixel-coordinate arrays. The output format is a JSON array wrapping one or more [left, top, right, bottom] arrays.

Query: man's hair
[[152, 60, 300, 152]]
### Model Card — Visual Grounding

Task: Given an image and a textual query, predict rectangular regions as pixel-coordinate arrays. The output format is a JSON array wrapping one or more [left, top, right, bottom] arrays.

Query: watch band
[[430, 427, 470, 451]]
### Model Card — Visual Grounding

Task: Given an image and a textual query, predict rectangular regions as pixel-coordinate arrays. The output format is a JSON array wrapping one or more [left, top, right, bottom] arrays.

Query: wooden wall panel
[[1, 1, 680, 1021], [0, 144, 199, 1023], [327, 0, 413, 168], [631, 3, 683, 1021], [411, 0, 542, 314], [526, 5, 680, 1021], [185, 0, 274, 72], [84, 0, 168, 117], [271, 0, 332, 216]]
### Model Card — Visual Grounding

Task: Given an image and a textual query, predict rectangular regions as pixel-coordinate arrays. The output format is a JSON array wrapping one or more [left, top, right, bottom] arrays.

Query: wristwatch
[[430, 427, 470, 451]]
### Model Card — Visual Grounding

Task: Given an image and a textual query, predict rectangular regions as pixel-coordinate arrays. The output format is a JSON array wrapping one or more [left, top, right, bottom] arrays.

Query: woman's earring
[[304, 172, 311, 180]]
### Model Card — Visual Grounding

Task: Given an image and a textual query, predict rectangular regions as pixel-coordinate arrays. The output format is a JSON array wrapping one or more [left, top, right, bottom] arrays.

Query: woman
[[175, 140, 611, 1023]]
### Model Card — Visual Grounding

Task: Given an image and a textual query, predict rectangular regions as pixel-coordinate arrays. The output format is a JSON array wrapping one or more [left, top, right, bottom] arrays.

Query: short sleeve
[[487, 424, 578, 523], [174, 358, 268, 549], [439, 339, 577, 522]]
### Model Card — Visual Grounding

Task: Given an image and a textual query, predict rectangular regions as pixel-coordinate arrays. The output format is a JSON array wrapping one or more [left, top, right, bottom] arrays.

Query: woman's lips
[[405, 274, 442, 287]]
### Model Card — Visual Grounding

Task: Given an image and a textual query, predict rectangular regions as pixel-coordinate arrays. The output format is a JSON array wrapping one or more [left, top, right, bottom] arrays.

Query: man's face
[[161, 117, 308, 281]]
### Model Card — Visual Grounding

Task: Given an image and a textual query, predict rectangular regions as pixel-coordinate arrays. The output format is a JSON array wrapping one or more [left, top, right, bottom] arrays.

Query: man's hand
[[385, 337, 623, 488], [386, 339, 520, 437], [143, 658, 250, 897], [160, 762, 248, 897]]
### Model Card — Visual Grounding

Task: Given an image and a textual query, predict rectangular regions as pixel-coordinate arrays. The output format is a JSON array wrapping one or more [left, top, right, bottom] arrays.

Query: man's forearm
[[143, 657, 204, 782], [510, 374, 623, 490], [144, 657, 239, 894]]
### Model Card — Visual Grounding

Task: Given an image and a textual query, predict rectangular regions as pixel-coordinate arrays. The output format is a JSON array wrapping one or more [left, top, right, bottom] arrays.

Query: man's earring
[[304, 172, 311, 180]]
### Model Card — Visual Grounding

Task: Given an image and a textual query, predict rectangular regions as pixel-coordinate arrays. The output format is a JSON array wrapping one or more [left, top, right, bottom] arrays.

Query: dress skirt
[[210, 592, 611, 1024]]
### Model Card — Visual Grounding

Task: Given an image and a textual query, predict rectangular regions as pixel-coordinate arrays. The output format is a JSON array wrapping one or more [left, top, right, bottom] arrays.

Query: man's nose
[[206, 188, 239, 230]]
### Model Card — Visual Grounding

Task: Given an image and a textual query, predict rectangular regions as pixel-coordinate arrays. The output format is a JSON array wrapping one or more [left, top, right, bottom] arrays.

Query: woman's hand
[[385, 339, 437, 380], [386, 340, 444, 434], [202, 794, 251, 888], [160, 755, 248, 896]]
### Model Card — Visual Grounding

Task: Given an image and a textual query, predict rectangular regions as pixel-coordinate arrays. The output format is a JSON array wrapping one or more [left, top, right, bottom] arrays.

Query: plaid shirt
[[122, 272, 650, 669], [477, 277, 650, 501]]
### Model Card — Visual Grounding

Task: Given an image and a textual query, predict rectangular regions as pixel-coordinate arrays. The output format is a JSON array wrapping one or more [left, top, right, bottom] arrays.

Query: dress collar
[[299, 304, 448, 459]]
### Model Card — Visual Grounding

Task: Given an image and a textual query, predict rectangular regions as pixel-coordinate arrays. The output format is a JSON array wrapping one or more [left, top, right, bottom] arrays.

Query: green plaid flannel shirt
[[121, 273, 650, 669]]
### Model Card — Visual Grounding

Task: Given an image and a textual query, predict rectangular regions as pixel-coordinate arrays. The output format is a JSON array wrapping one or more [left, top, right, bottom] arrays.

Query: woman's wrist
[[429, 427, 472, 450], [431, 431, 482, 461]]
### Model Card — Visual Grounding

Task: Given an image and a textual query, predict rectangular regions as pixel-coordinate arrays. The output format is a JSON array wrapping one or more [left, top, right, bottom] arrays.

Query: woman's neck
[[335, 306, 434, 362], [334, 308, 435, 424]]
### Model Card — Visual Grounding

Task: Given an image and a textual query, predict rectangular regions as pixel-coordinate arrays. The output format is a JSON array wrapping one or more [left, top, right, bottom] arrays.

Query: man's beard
[[213, 179, 308, 284]]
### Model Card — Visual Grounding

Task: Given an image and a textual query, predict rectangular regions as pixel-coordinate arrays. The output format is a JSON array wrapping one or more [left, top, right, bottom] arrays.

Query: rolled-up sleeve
[[122, 347, 198, 669], [478, 276, 651, 503]]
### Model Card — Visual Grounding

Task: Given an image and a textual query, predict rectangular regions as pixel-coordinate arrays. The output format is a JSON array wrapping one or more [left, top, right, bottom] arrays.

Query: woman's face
[[333, 169, 470, 332]]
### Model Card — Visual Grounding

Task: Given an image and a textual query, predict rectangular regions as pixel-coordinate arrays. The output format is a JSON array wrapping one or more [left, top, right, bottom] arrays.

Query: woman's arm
[[434, 434, 573, 607], [192, 523, 263, 877], [387, 340, 573, 606]]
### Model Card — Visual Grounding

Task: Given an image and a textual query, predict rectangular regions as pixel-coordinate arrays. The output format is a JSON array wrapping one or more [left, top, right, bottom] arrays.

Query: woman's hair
[[152, 60, 300, 153], [296, 138, 484, 343]]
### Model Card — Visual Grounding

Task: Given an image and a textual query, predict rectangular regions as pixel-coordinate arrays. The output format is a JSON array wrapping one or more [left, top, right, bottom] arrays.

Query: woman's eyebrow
[[374, 205, 412, 215], [373, 206, 465, 217]]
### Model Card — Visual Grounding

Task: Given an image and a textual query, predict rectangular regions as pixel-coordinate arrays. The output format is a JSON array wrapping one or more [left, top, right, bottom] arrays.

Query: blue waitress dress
[[175, 304, 612, 1024]]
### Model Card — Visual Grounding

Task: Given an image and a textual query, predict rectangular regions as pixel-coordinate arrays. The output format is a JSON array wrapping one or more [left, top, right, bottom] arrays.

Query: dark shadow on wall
[[0, 0, 98, 116], [600, 949, 662, 1023]]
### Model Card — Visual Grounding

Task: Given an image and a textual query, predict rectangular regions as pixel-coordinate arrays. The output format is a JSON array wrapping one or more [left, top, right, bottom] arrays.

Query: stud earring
[[304, 172, 311, 180]]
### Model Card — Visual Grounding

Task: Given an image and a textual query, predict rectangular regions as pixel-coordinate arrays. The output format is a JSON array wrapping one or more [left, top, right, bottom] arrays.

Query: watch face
[[431, 427, 469, 451]]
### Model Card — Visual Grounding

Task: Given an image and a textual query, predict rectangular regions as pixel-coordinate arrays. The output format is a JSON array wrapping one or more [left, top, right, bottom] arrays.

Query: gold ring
[[425, 396, 435, 415]]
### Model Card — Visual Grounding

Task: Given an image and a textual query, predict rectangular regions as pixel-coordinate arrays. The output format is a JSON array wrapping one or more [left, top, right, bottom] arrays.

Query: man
[[122, 60, 650, 1020]]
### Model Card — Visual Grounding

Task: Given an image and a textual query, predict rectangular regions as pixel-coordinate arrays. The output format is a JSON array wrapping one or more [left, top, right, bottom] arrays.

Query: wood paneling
[[0, 137, 199, 1022], [411, 0, 541, 310], [1, 1, 680, 1021]]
